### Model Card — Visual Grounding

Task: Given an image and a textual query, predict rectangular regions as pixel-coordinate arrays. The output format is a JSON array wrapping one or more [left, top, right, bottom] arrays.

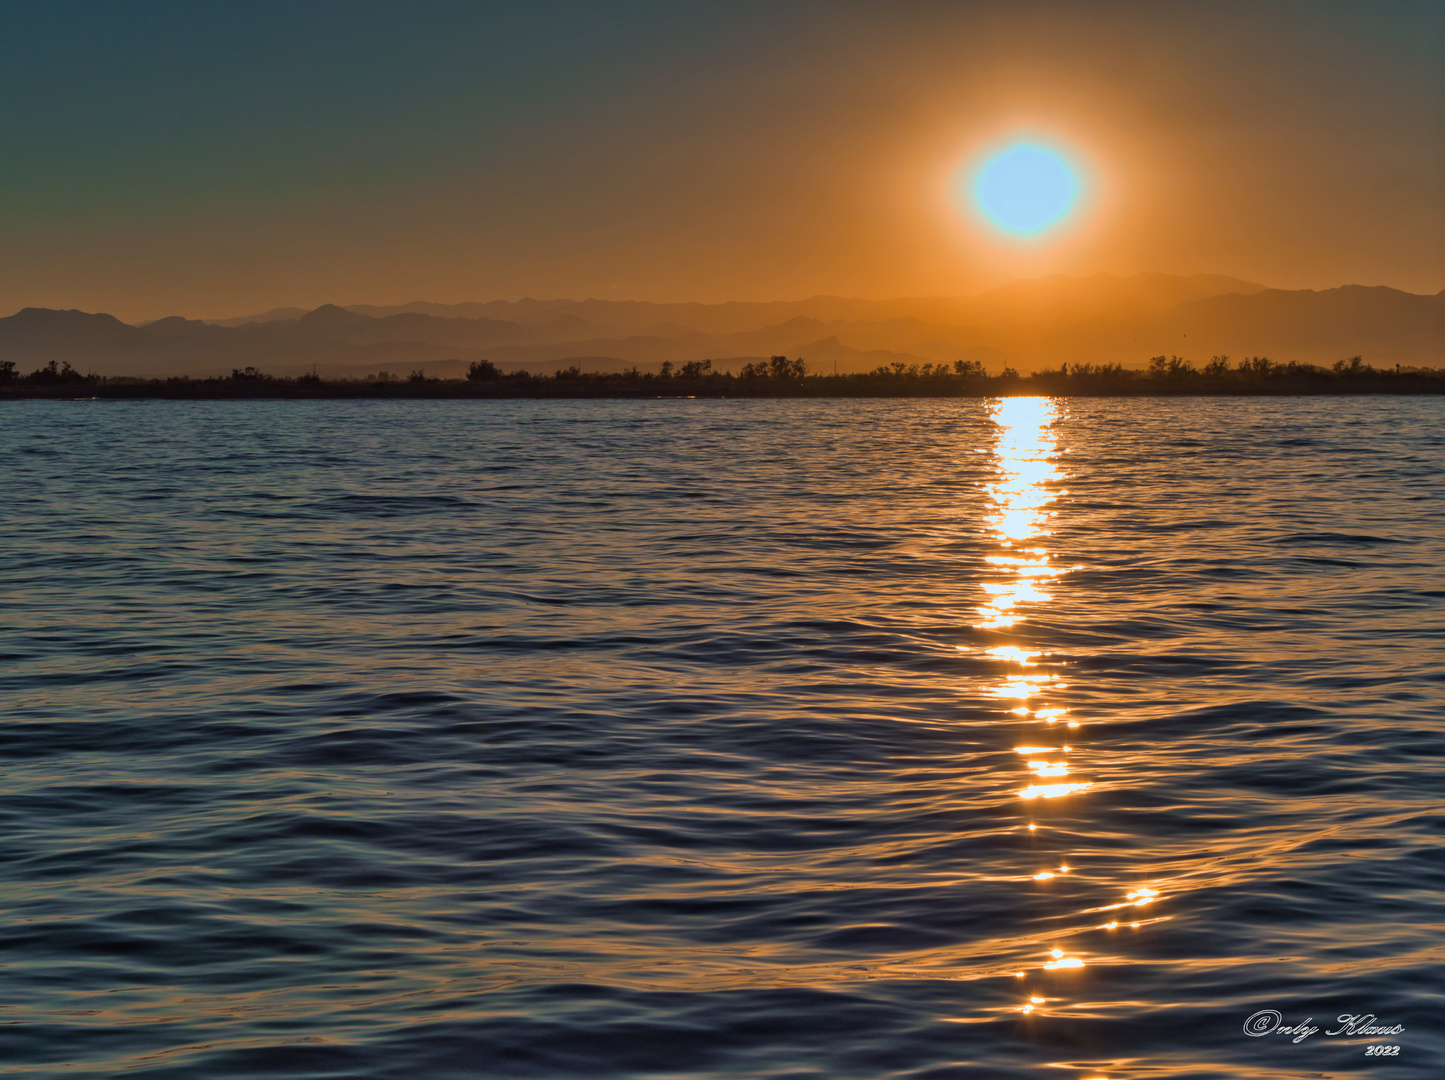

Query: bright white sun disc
[[971, 144, 1078, 236]]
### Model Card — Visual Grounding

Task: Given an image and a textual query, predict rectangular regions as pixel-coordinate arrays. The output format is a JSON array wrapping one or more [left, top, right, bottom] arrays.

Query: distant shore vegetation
[[1, 354, 1441, 398]]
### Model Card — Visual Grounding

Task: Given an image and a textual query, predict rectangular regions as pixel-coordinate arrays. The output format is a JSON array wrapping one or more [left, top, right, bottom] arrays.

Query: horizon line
[[8, 271, 1445, 328]]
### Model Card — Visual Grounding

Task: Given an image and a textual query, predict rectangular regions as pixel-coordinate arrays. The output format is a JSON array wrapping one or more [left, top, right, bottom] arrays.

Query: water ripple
[[1, 397, 1441, 1078]]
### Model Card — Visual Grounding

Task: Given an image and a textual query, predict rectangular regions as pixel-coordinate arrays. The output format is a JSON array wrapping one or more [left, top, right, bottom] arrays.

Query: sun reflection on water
[[981, 397, 1104, 1000], [982, 399, 1173, 1030], [979, 397, 1074, 751]]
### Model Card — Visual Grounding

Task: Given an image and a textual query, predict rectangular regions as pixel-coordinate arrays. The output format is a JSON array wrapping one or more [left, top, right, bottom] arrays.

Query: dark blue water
[[2, 397, 1441, 1079]]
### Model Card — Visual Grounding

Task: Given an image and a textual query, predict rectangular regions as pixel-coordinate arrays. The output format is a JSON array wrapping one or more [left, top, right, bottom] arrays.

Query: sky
[[0, 0, 1441, 322]]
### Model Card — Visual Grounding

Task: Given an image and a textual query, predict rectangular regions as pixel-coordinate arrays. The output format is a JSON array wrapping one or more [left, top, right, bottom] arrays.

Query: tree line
[[1, 353, 1440, 395]]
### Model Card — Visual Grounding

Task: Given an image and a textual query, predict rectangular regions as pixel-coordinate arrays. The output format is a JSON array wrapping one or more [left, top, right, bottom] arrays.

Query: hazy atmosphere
[[2, 1, 1442, 323]]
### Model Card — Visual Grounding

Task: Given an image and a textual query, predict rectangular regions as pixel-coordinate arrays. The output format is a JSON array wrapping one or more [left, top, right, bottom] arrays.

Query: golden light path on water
[[978, 399, 1164, 1046]]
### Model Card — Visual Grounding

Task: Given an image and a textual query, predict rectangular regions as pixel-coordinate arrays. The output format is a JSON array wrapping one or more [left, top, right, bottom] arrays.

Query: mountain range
[[1, 273, 1440, 379]]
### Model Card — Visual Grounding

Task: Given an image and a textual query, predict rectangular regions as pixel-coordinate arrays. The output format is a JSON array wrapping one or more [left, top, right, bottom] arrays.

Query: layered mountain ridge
[[2, 274, 1440, 379]]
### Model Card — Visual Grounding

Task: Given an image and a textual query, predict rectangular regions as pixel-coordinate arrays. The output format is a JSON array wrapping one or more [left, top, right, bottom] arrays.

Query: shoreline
[[2, 376, 1441, 401]]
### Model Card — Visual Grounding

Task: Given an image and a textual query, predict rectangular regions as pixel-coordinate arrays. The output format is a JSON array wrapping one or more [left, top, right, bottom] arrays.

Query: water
[[1, 397, 1441, 1079]]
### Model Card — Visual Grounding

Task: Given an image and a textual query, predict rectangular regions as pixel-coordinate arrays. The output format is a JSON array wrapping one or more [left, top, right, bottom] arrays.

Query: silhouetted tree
[[1148, 354, 1195, 378], [1333, 356, 1372, 376], [231, 366, 271, 382], [467, 359, 501, 381], [954, 359, 987, 376], [659, 360, 674, 378], [1204, 355, 1231, 376], [1068, 363, 1129, 379], [27, 360, 63, 385], [408, 369, 427, 383], [768, 355, 806, 379], [0, 360, 16, 383], [679, 359, 712, 378]]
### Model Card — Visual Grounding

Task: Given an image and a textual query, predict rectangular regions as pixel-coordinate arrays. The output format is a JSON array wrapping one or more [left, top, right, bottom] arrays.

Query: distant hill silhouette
[[203, 306, 308, 327], [1159, 286, 1445, 366], [1, 307, 145, 348], [1, 274, 1439, 378], [296, 303, 373, 329]]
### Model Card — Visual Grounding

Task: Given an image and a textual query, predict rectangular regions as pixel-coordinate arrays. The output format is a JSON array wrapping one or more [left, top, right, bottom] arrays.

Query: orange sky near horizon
[[0, 2, 1441, 323]]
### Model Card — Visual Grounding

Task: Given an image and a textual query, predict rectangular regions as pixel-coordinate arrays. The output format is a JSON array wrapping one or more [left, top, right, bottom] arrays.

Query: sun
[[969, 143, 1079, 237]]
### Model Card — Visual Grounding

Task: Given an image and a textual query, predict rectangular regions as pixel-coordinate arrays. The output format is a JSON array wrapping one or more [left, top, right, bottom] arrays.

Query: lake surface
[[2, 397, 1441, 1079]]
